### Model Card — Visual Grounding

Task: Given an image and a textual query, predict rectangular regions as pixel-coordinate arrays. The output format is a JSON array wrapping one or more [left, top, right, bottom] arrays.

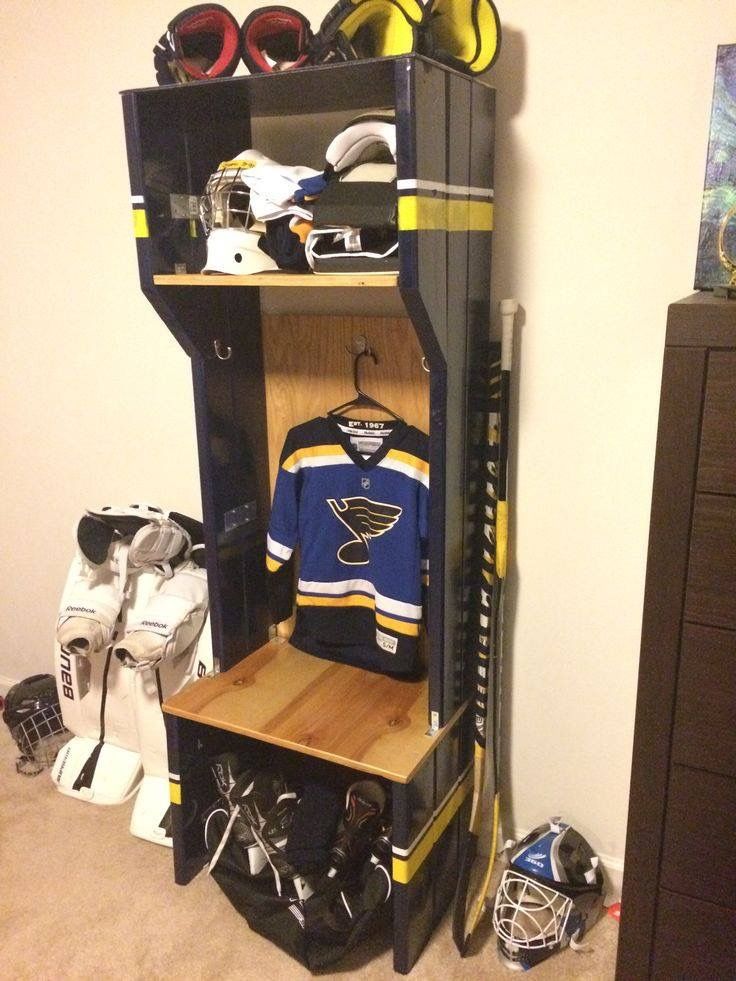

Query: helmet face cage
[[3, 675, 68, 776], [491, 819, 605, 970], [10, 704, 68, 776], [493, 869, 574, 953], [200, 164, 255, 237]]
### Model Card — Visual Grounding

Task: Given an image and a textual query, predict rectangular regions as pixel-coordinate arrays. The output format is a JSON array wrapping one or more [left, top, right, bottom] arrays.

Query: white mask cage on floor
[[10, 704, 69, 776], [492, 869, 574, 950]]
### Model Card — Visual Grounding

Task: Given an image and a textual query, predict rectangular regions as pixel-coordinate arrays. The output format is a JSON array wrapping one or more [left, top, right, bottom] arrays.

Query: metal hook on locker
[[213, 338, 232, 360]]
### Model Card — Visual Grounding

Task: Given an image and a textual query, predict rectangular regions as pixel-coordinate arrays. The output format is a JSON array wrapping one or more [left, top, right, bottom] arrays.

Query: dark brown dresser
[[616, 293, 736, 979]]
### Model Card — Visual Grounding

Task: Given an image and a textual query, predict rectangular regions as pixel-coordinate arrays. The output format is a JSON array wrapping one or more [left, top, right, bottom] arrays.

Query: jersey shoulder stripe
[[282, 444, 349, 472], [379, 449, 430, 487]]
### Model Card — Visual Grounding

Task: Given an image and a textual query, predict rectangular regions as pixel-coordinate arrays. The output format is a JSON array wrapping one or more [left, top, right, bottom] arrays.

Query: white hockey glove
[[85, 505, 193, 578], [128, 515, 191, 579], [56, 504, 174, 657], [113, 550, 208, 670], [56, 537, 129, 657]]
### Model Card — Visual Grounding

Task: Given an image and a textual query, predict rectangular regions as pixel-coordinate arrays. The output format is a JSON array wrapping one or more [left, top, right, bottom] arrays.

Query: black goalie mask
[[2, 674, 68, 776], [492, 817, 605, 971]]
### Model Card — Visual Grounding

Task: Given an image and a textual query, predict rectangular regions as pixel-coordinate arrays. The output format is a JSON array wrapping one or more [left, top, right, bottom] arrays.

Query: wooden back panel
[[262, 314, 430, 491]]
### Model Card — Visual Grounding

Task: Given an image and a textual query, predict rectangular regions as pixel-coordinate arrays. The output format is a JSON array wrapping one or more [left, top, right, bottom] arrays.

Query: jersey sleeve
[[266, 431, 301, 572]]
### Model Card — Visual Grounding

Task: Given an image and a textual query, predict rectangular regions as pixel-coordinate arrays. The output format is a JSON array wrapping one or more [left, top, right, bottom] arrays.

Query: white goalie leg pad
[[129, 774, 174, 846], [113, 560, 208, 670], [50, 655, 143, 804], [54, 640, 97, 738], [129, 668, 171, 846], [56, 543, 129, 656], [128, 615, 213, 845], [51, 736, 142, 804]]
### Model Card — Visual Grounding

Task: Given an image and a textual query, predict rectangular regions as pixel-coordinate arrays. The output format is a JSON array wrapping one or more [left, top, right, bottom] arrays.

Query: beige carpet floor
[[0, 729, 619, 980]]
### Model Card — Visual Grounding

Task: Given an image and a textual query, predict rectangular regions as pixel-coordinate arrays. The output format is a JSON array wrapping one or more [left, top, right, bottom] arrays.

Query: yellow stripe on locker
[[398, 196, 494, 232], [133, 208, 149, 238], [169, 781, 182, 805], [392, 767, 473, 883]]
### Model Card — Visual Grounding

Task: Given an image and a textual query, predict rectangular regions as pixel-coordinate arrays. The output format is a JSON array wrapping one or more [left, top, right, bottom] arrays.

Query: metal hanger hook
[[354, 347, 378, 393], [214, 339, 232, 361]]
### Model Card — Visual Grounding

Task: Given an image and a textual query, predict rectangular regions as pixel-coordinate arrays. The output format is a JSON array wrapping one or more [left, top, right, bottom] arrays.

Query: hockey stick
[[452, 298, 517, 954]]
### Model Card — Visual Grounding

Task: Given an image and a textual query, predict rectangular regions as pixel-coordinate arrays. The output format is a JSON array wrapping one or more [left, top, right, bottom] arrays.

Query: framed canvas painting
[[694, 44, 736, 291]]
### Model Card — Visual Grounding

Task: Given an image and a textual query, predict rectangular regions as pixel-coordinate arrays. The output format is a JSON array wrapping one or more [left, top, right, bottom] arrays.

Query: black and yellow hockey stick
[[452, 298, 517, 954]]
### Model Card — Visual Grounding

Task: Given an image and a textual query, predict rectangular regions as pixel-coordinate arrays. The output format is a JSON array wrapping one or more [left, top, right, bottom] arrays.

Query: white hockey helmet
[[199, 157, 278, 275]]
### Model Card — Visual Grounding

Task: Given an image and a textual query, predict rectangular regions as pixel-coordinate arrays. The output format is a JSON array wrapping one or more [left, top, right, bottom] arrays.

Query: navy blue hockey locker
[[121, 54, 494, 973]]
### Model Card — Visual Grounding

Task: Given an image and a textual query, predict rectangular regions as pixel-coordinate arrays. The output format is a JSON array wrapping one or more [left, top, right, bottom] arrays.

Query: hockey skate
[[235, 768, 313, 900], [363, 833, 393, 909], [207, 753, 267, 876], [329, 779, 387, 878]]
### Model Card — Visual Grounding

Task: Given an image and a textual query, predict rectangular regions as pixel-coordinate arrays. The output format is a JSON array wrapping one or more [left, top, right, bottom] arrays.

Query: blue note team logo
[[326, 497, 402, 564]]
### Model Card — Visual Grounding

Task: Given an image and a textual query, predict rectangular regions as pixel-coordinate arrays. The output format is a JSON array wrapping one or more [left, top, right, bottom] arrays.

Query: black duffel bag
[[204, 801, 393, 971]]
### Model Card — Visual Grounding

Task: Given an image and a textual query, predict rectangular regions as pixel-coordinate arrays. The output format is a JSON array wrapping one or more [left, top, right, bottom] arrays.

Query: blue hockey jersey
[[266, 414, 429, 676]]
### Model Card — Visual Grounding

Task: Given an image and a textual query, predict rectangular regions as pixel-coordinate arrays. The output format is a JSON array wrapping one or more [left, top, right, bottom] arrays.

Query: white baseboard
[[0, 674, 17, 697], [598, 851, 624, 902]]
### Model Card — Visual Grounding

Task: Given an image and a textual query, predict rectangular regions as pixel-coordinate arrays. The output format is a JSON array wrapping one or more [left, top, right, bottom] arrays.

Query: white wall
[[491, 3, 735, 882], [1, 1, 733, 880]]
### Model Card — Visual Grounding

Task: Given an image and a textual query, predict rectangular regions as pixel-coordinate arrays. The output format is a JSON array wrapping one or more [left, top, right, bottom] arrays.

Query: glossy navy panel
[[443, 72, 473, 713], [463, 84, 495, 713], [396, 59, 451, 725], [392, 759, 434, 975], [395, 863, 434, 973], [166, 714, 218, 885], [130, 85, 252, 276], [126, 56, 398, 118], [189, 299, 272, 669]]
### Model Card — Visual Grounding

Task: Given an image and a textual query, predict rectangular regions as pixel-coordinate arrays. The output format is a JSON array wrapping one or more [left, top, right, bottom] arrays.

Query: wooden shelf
[[153, 273, 399, 288], [163, 639, 462, 783]]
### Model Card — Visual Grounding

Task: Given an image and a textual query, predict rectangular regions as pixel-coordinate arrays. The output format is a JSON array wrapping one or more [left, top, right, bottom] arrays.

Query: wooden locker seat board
[[164, 638, 462, 783]]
